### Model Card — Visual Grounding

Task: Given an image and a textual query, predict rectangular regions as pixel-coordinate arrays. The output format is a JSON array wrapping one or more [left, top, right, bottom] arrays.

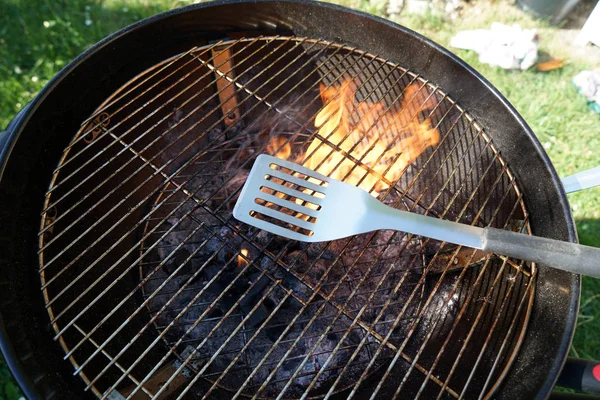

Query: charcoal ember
[[240, 275, 270, 309], [282, 276, 313, 303], [282, 250, 307, 267], [241, 276, 287, 328], [269, 234, 292, 250], [216, 246, 237, 264], [295, 259, 328, 283], [321, 249, 337, 261], [163, 248, 192, 276], [260, 256, 278, 274], [225, 169, 249, 198], [255, 230, 273, 246], [327, 237, 352, 255], [306, 243, 326, 258], [208, 127, 224, 143], [216, 225, 234, 241], [213, 231, 251, 265], [265, 323, 286, 342]]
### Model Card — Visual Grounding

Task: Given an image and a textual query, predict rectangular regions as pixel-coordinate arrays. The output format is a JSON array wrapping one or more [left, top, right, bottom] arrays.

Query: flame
[[302, 79, 441, 196], [266, 136, 292, 159], [237, 248, 248, 267]]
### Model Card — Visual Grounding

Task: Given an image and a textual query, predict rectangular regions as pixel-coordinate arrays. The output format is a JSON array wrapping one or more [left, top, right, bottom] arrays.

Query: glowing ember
[[238, 248, 249, 267], [266, 136, 292, 160], [302, 79, 441, 196]]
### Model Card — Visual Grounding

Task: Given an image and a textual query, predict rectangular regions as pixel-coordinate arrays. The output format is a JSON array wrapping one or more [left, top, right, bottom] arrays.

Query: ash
[[139, 123, 426, 398]]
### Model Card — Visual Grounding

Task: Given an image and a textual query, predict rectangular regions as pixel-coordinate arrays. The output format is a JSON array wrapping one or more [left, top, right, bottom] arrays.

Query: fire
[[302, 79, 441, 196], [266, 136, 292, 159], [259, 78, 441, 223], [237, 248, 248, 267]]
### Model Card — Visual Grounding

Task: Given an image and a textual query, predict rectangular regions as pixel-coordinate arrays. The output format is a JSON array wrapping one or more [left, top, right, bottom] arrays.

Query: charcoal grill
[[0, 2, 582, 400]]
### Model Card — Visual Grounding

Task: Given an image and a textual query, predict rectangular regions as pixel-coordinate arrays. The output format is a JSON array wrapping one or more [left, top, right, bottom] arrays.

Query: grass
[[0, 0, 599, 398]]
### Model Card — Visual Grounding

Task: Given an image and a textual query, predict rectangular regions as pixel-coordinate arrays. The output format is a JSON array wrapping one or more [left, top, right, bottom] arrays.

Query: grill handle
[[483, 228, 600, 278], [554, 358, 600, 396], [562, 167, 600, 194]]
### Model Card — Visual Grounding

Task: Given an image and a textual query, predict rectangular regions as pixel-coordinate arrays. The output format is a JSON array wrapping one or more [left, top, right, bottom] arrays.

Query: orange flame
[[303, 79, 441, 196], [266, 136, 292, 159], [237, 248, 248, 267]]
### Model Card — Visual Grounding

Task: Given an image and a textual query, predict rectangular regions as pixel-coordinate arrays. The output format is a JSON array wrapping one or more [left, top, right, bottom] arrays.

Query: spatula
[[233, 154, 600, 278]]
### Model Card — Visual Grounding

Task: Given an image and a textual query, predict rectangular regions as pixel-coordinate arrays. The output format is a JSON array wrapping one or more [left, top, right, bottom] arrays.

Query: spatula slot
[[248, 210, 315, 237], [268, 163, 329, 187], [254, 198, 318, 223], [259, 186, 322, 211], [263, 174, 326, 199]]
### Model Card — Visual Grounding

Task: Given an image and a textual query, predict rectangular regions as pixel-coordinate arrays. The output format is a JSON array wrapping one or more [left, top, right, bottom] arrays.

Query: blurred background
[[1, 0, 599, 398]]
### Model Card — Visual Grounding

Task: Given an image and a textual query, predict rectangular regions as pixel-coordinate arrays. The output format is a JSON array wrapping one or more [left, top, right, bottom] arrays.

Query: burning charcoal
[[321, 250, 336, 261], [239, 275, 272, 328], [217, 247, 236, 264], [306, 243, 325, 258], [311, 260, 330, 277], [266, 324, 286, 342], [270, 235, 290, 249], [204, 236, 224, 256], [260, 256, 278, 274], [208, 127, 224, 143], [163, 248, 192, 276], [207, 307, 224, 319], [283, 277, 313, 303], [282, 359, 299, 373], [283, 250, 307, 267], [226, 170, 250, 196], [136, 101, 439, 397], [255, 230, 273, 246], [217, 226, 234, 240], [243, 275, 271, 302]]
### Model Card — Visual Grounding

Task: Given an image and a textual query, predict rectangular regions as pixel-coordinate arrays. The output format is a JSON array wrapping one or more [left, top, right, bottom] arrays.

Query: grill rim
[[0, 1, 579, 400]]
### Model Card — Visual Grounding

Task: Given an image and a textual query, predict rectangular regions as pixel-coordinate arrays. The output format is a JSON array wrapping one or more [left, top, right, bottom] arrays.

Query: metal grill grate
[[39, 37, 535, 400]]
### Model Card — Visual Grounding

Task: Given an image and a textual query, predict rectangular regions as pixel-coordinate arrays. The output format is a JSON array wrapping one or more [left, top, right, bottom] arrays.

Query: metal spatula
[[233, 154, 600, 278]]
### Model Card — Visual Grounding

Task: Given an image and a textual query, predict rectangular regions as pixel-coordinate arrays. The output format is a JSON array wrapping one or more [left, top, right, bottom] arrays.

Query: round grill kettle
[[1, 1, 600, 399]]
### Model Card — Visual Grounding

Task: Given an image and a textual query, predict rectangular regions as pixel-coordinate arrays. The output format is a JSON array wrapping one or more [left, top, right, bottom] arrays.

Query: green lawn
[[1, 0, 599, 398]]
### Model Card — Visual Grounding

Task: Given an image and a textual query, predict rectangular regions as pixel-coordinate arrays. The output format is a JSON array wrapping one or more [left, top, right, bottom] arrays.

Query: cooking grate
[[39, 36, 535, 399]]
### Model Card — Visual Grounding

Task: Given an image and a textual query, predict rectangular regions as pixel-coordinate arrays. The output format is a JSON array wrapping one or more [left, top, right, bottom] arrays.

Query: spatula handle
[[483, 227, 600, 278]]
